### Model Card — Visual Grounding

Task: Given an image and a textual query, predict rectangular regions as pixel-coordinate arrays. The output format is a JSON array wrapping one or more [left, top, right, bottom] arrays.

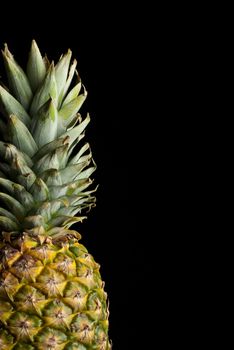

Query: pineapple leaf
[[74, 163, 96, 180], [0, 178, 34, 210], [62, 59, 77, 100], [0, 141, 33, 168], [0, 215, 19, 231], [47, 215, 84, 229], [2, 44, 33, 110], [34, 202, 52, 223], [17, 173, 36, 191], [58, 86, 87, 134], [0, 86, 31, 127], [0, 177, 16, 194], [23, 215, 45, 229], [7, 115, 38, 157], [69, 143, 91, 165], [0, 162, 13, 178], [0, 192, 25, 219], [39, 161, 90, 187], [58, 160, 91, 184], [55, 49, 72, 105], [32, 114, 90, 165], [32, 137, 69, 163], [32, 98, 58, 148], [62, 81, 82, 106], [0, 207, 20, 224], [47, 227, 82, 240], [27, 40, 47, 92], [48, 178, 92, 200], [30, 63, 57, 117], [12, 183, 35, 210], [63, 113, 90, 144], [35, 199, 66, 220], [40, 169, 63, 186], [29, 178, 49, 202], [32, 144, 69, 174]]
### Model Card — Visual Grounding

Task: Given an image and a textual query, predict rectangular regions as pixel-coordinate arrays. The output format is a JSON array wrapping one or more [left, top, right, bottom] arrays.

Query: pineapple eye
[[55, 311, 64, 319], [20, 320, 29, 328]]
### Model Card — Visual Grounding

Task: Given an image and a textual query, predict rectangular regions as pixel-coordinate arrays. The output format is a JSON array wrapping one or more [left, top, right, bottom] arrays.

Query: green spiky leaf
[[40, 169, 63, 186], [62, 81, 81, 106], [57, 160, 91, 184], [0, 192, 25, 219], [0, 215, 19, 231], [0, 85, 31, 127], [32, 98, 58, 148], [0, 207, 20, 224], [58, 87, 87, 134], [63, 113, 90, 144], [0, 141, 33, 168], [7, 114, 38, 157], [62, 59, 77, 99], [55, 49, 72, 104], [27, 39, 47, 92], [30, 63, 57, 117], [29, 178, 49, 202], [12, 183, 35, 209], [32, 144, 69, 174], [48, 178, 92, 200], [0, 177, 15, 194], [2, 44, 33, 110], [69, 143, 91, 165]]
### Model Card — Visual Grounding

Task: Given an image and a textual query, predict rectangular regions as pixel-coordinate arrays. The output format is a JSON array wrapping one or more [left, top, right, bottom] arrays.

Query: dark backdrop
[[0, 8, 139, 349]]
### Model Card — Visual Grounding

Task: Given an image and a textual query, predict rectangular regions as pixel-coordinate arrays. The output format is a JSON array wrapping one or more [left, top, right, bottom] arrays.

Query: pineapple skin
[[0, 234, 111, 350]]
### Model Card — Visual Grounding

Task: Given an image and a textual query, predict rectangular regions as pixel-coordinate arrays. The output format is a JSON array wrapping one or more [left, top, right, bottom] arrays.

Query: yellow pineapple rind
[[0, 234, 111, 350]]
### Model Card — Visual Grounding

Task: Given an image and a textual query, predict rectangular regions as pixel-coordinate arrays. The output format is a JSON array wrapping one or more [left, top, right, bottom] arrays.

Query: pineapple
[[0, 40, 111, 350]]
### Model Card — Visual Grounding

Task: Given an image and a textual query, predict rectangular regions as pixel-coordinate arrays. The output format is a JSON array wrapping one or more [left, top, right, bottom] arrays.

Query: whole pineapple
[[0, 40, 111, 350]]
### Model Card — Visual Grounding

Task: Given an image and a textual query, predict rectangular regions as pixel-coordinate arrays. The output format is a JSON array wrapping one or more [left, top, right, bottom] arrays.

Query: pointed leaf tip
[[55, 49, 72, 105], [27, 39, 46, 92], [30, 61, 57, 117], [2, 44, 33, 110], [58, 85, 87, 134], [2, 43, 13, 59], [9, 114, 17, 124]]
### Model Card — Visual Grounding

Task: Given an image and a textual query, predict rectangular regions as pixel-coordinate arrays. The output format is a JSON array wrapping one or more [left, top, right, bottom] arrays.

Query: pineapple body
[[0, 41, 111, 349], [0, 236, 110, 350]]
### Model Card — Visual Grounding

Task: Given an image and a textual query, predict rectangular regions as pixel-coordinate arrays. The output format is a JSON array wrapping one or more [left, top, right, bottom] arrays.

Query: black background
[[0, 6, 141, 349]]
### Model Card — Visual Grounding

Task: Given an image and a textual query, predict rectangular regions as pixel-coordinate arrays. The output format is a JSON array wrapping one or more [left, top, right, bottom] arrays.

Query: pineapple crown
[[0, 40, 96, 243]]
